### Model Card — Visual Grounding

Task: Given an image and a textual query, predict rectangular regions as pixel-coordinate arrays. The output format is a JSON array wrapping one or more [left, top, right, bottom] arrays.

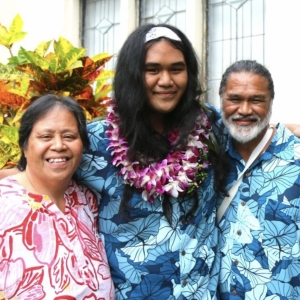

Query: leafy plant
[[0, 14, 114, 169]]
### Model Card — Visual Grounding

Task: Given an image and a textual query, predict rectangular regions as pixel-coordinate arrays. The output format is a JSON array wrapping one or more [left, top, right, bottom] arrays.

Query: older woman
[[0, 94, 114, 299]]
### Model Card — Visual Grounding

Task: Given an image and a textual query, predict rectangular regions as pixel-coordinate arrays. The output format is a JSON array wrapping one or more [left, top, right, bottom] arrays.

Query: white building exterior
[[0, 0, 299, 123]]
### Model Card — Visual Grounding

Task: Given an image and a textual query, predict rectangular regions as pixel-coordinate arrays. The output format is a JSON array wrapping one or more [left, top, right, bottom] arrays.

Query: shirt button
[[234, 260, 239, 266], [241, 201, 246, 206], [181, 250, 186, 256], [182, 280, 187, 286], [232, 290, 237, 295], [237, 230, 242, 236], [245, 172, 251, 177]]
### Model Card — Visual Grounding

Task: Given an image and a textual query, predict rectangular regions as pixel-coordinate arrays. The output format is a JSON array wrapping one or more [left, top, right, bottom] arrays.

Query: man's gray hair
[[219, 60, 275, 100]]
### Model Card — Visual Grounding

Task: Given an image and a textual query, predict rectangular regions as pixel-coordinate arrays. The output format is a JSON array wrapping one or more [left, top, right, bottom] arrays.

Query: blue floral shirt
[[217, 123, 300, 299], [76, 119, 220, 300]]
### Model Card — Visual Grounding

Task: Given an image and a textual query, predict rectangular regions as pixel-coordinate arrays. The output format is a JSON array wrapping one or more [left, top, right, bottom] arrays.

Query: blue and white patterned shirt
[[76, 119, 220, 300], [217, 123, 300, 299]]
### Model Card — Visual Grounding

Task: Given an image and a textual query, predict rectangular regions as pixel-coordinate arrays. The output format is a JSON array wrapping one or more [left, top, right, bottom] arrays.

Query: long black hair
[[113, 24, 227, 224]]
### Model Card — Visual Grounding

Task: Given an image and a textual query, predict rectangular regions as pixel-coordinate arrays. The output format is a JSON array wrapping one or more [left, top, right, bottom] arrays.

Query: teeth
[[48, 158, 67, 163]]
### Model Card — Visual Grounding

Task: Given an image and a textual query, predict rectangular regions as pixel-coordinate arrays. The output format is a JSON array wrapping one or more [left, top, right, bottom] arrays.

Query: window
[[207, 0, 265, 107], [82, 0, 120, 69], [140, 0, 186, 33], [83, 0, 187, 69]]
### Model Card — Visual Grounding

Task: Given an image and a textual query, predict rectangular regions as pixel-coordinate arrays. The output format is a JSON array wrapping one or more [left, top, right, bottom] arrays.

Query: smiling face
[[221, 72, 272, 145], [24, 105, 83, 186], [144, 39, 188, 126]]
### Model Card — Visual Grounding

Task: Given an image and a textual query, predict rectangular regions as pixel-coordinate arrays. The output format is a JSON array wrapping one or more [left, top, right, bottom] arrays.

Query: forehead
[[33, 106, 77, 128], [225, 72, 270, 95], [145, 39, 185, 62]]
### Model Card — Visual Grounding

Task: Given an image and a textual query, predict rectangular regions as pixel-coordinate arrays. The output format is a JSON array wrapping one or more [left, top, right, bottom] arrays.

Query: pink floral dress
[[0, 176, 114, 300]]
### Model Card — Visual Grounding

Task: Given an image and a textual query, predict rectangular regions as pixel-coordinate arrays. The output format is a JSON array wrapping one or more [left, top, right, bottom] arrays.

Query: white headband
[[145, 27, 182, 43]]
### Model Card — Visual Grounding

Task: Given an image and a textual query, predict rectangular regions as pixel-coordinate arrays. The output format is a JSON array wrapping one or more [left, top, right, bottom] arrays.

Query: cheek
[[257, 106, 270, 117], [178, 74, 188, 89], [144, 75, 155, 89], [222, 104, 235, 117], [73, 142, 84, 157]]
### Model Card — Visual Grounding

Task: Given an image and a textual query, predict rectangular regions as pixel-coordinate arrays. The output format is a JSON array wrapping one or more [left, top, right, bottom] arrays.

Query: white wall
[[0, 0, 80, 64], [265, 0, 300, 123]]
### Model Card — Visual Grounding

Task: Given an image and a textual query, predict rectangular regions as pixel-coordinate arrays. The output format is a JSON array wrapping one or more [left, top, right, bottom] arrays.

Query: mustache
[[230, 115, 260, 122]]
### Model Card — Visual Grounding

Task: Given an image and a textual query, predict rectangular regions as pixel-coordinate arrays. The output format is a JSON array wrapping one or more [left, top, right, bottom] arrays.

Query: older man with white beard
[[215, 60, 300, 300]]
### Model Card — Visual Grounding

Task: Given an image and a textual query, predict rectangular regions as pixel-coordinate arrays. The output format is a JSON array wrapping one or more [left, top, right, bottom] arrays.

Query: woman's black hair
[[113, 24, 228, 224], [17, 94, 89, 171], [114, 23, 202, 160]]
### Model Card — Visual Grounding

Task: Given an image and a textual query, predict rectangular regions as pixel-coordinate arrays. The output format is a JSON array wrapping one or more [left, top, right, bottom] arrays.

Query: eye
[[227, 97, 241, 103], [251, 98, 264, 104], [145, 68, 159, 74], [63, 134, 76, 140], [40, 135, 52, 140], [171, 66, 185, 73]]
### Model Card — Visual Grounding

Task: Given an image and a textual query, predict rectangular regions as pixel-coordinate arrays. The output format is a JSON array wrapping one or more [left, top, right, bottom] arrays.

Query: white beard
[[221, 104, 272, 144]]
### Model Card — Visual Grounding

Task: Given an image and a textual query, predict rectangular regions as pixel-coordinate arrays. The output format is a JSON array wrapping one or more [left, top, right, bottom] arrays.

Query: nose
[[51, 136, 66, 151], [158, 71, 173, 87], [238, 100, 253, 116]]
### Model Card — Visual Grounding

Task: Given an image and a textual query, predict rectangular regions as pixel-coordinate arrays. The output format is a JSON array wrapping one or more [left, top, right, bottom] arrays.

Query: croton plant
[[0, 14, 114, 169]]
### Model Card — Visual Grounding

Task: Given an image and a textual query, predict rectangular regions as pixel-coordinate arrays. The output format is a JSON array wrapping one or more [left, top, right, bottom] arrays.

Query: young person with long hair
[[76, 24, 228, 299]]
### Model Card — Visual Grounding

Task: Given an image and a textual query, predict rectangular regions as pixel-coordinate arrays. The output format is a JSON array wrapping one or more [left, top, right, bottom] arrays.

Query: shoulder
[[203, 103, 221, 122], [68, 180, 99, 209], [0, 177, 29, 210], [84, 118, 111, 154], [76, 119, 113, 192], [0, 176, 19, 190], [87, 119, 109, 143], [276, 123, 300, 143], [271, 123, 300, 163]]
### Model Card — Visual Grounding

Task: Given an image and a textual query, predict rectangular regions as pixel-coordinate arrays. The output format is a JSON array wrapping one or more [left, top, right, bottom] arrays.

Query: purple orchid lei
[[106, 100, 212, 203]]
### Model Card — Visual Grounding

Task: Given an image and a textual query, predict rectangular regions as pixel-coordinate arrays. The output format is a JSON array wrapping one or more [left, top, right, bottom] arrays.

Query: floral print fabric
[[76, 119, 220, 300], [0, 177, 114, 300], [217, 124, 300, 299]]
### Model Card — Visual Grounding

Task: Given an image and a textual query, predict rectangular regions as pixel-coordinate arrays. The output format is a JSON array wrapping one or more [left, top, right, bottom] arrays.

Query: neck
[[149, 113, 165, 133], [233, 126, 274, 162], [14, 171, 69, 212]]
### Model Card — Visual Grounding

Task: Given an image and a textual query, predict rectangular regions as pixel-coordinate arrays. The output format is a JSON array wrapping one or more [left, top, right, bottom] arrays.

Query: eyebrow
[[227, 93, 266, 99], [144, 61, 186, 67], [35, 128, 78, 134]]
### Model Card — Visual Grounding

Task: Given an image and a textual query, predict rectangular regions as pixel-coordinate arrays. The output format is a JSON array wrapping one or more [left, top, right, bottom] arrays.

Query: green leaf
[[0, 63, 30, 80], [18, 47, 50, 70], [0, 124, 19, 145], [54, 36, 74, 55], [0, 25, 9, 47], [0, 14, 27, 48], [95, 70, 114, 89], [35, 40, 52, 57], [48, 55, 60, 73], [9, 78, 30, 98], [57, 48, 85, 72], [92, 52, 113, 62], [95, 84, 113, 100]]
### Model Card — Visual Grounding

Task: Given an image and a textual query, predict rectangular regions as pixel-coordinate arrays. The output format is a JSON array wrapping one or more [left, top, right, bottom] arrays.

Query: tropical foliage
[[0, 14, 114, 169]]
